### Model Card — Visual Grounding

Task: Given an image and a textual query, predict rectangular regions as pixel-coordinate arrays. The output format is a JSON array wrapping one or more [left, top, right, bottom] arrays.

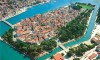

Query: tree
[[58, 10, 92, 42], [50, 56, 54, 59], [41, 39, 57, 51], [96, 8, 100, 24], [61, 53, 64, 56], [73, 58, 80, 60], [67, 51, 73, 57]]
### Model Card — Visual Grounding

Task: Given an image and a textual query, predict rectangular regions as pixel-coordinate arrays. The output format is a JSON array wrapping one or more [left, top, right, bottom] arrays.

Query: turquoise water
[[0, 0, 100, 60], [0, 41, 30, 60], [38, 47, 61, 60], [64, 5, 99, 47], [38, 6, 99, 60], [7, 0, 73, 25], [0, 22, 10, 36]]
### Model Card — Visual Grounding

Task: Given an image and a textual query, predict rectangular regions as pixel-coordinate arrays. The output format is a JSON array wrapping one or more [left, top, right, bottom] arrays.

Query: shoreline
[[46, 9, 94, 60], [0, 37, 32, 60], [84, 9, 94, 35], [0, 1, 98, 60], [0, 7, 27, 21], [62, 9, 94, 46], [0, 1, 50, 21]]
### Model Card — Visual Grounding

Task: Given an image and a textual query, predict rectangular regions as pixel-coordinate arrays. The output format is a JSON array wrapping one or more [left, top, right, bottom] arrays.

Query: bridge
[[1, 20, 14, 28], [58, 44, 69, 52], [57, 41, 69, 53]]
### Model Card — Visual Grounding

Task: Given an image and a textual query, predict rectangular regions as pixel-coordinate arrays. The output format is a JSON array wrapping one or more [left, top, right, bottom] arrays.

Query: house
[[97, 52, 100, 55], [96, 45, 100, 52], [54, 53, 64, 60], [96, 40, 100, 44], [88, 53, 97, 60], [97, 52, 100, 59], [91, 37, 98, 42], [91, 37, 100, 44]]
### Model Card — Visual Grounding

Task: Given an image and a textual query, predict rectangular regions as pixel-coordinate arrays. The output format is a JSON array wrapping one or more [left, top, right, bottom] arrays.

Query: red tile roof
[[54, 53, 64, 60], [91, 38, 98, 42], [97, 52, 100, 54], [88, 53, 97, 59]]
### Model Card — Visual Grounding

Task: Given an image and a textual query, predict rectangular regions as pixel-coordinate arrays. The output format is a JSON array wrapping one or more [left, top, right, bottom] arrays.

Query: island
[[1, 2, 98, 60]]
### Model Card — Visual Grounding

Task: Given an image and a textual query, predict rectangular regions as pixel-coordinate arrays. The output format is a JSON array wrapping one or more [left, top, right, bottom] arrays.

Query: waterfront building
[[88, 53, 97, 60], [54, 53, 64, 60]]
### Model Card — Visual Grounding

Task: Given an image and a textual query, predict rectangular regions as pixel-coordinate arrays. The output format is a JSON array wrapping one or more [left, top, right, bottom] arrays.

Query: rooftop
[[54, 53, 64, 60], [88, 53, 97, 59]]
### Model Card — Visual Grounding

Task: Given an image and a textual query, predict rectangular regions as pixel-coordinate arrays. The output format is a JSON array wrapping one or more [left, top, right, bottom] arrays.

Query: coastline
[[1, 7, 27, 21], [61, 9, 94, 46], [0, 0, 99, 60], [45, 8, 94, 60], [0, 37, 31, 59], [83, 9, 94, 35], [0, 1, 50, 21]]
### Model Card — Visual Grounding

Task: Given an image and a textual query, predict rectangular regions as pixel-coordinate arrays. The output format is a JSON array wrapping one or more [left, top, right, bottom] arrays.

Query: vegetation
[[67, 43, 95, 57], [73, 58, 80, 60], [41, 39, 57, 51], [96, 8, 100, 24], [71, 5, 82, 10], [77, 3, 94, 10], [1, 28, 57, 59], [71, 3, 94, 10], [50, 56, 54, 59], [61, 53, 64, 56], [59, 10, 92, 42]]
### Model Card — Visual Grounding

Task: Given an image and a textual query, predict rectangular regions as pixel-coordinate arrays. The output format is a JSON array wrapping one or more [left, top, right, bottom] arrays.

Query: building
[[96, 45, 100, 52], [54, 53, 64, 60], [97, 52, 100, 59], [91, 37, 98, 43], [91, 37, 100, 44], [88, 53, 97, 60]]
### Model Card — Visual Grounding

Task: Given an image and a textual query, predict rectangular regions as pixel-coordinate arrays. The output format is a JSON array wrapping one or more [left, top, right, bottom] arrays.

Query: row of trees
[[71, 2, 95, 10], [58, 10, 92, 42], [73, 58, 80, 60], [1, 28, 57, 60], [71, 4, 82, 10], [67, 43, 95, 57], [96, 8, 100, 24], [76, 2, 95, 7]]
